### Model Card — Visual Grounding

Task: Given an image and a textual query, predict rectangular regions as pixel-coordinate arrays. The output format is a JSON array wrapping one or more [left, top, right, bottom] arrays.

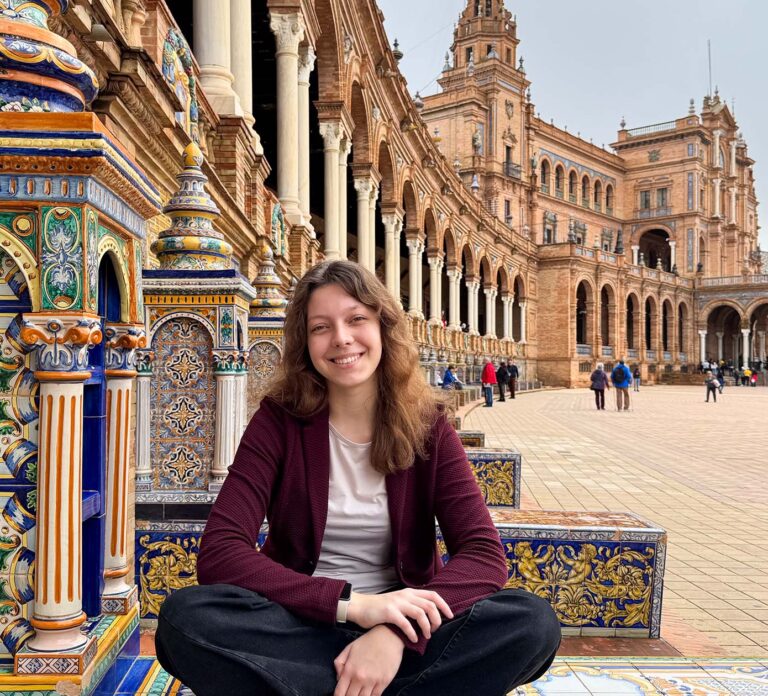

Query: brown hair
[[264, 260, 444, 474]]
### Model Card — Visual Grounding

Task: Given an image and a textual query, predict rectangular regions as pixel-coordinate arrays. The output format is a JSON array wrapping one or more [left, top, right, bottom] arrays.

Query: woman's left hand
[[333, 625, 404, 696]]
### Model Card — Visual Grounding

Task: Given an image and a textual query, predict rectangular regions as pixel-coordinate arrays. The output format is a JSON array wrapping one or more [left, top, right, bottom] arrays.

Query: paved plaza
[[465, 385, 768, 659]]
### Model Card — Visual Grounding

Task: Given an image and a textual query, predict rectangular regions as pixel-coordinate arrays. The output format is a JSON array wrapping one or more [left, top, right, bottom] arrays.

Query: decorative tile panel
[[150, 318, 215, 490], [465, 447, 521, 507], [247, 340, 281, 420]]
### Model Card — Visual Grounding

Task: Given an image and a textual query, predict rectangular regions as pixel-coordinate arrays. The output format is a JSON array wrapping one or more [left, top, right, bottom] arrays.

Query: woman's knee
[[489, 589, 562, 654]]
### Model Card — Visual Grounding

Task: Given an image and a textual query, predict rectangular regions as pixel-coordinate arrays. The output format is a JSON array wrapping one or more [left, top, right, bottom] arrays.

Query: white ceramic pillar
[[510, 293, 516, 340], [393, 218, 403, 305], [211, 352, 239, 490], [484, 288, 496, 337], [368, 184, 379, 270], [235, 351, 249, 441], [194, 0, 242, 115], [759, 331, 766, 362], [698, 329, 707, 363], [631, 245, 639, 265], [270, 11, 305, 218], [447, 268, 461, 329], [297, 45, 316, 220], [338, 138, 351, 259], [467, 279, 480, 335], [435, 258, 444, 323], [741, 328, 751, 367], [669, 240, 677, 270], [134, 352, 152, 491], [428, 256, 441, 322], [716, 332, 724, 361], [319, 121, 343, 260], [730, 139, 737, 173], [406, 238, 421, 317], [713, 178, 721, 218], [501, 295, 512, 339], [729, 187, 737, 224], [519, 300, 527, 343], [20, 317, 101, 653], [382, 213, 399, 296], [354, 177, 372, 270], [713, 129, 722, 167], [415, 240, 425, 316], [230, 0, 254, 126]]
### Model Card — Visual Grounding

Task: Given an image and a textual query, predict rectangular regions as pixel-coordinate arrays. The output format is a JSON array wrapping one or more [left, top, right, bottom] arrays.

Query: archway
[[662, 299, 673, 354], [626, 293, 639, 352], [644, 296, 657, 352], [600, 285, 614, 350], [705, 305, 742, 365], [575, 281, 592, 347], [512, 275, 525, 341], [638, 229, 671, 270]]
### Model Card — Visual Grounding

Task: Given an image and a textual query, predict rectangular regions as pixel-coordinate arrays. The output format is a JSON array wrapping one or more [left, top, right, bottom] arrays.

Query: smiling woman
[[155, 260, 561, 696]]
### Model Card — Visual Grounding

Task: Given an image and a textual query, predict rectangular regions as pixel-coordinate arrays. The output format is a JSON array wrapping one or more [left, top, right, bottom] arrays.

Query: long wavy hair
[[264, 260, 443, 474]]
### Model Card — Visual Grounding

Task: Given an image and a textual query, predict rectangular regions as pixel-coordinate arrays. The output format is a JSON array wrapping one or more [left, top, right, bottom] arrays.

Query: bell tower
[[451, 0, 519, 71]]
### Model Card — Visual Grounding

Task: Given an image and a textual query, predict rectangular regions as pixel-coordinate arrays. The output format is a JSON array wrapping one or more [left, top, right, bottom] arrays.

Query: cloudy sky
[[377, 0, 768, 248]]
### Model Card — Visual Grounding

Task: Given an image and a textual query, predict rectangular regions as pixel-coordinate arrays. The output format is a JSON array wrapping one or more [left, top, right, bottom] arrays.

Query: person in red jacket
[[481, 358, 498, 407], [155, 260, 560, 696]]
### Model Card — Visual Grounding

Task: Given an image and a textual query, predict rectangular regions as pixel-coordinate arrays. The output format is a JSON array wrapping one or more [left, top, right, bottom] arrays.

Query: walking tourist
[[481, 358, 497, 407], [155, 260, 560, 696], [743, 366, 752, 386], [589, 362, 610, 410], [704, 370, 719, 403], [508, 359, 519, 398], [496, 361, 510, 402], [611, 358, 633, 411], [632, 365, 641, 392]]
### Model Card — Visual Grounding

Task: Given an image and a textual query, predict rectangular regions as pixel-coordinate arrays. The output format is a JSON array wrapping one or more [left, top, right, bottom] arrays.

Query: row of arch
[[540, 159, 615, 212]]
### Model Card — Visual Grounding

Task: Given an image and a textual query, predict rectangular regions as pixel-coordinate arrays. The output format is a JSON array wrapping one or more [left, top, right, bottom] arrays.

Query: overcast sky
[[377, 0, 768, 248]]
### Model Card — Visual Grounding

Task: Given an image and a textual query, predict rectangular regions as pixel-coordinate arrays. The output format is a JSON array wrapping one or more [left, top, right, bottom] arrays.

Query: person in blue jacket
[[610, 358, 633, 411], [441, 364, 458, 389]]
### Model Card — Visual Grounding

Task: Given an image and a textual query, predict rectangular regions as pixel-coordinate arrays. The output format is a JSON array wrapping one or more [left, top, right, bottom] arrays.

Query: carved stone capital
[[105, 324, 147, 374], [298, 45, 316, 83], [19, 315, 102, 375], [269, 12, 305, 55], [318, 121, 343, 150]]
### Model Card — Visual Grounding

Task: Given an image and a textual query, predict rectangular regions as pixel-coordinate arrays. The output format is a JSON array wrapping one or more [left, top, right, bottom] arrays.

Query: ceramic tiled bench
[[456, 430, 485, 448], [465, 447, 521, 508]]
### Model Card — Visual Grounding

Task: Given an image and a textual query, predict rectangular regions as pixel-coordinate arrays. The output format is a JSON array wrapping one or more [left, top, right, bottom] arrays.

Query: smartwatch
[[336, 582, 352, 624]]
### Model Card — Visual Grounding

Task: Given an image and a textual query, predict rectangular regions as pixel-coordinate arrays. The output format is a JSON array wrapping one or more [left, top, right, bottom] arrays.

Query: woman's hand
[[347, 588, 453, 642], [333, 625, 404, 696]]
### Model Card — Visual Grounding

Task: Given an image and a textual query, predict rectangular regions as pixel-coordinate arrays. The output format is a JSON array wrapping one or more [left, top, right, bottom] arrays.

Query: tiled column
[[447, 268, 461, 330], [297, 45, 316, 219], [338, 138, 351, 259], [269, 11, 305, 218], [194, 0, 242, 115], [211, 351, 239, 490], [501, 295, 512, 339], [382, 212, 400, 297], [484, 288, 497, 338], [368, 184, 379, 270], [234, 350, 249, 441], [134, 350, 153, 491], [319, 121, 343, 259], [19, 316, 101, 654], [102, 325, 145, 614], [354, 177, 372, 270]]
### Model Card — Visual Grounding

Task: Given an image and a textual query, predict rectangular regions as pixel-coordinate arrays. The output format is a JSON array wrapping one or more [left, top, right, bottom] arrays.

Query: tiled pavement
[[465, 384, 768, 660]]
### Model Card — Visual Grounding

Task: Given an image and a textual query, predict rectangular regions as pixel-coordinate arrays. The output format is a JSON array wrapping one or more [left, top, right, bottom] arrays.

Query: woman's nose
[[332, 325, 353, 345]]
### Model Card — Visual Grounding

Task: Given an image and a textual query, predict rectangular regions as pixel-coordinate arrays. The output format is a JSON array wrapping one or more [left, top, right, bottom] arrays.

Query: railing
[[663, 351, 672, 362], [629, 266, 642, 276], [699, 274, 768, 287], [660, 272, 676, 283], [636, 206, 672, 219], [678, 278, 693, 288], [575, 247, 595, 258], [555, 189, 564, 199], [602, 345, 614, 357], [626, 120, 677, 137], [594, 201, 602, 212], [600, 252, 617, 263], [678, 353, 687, 362], [540, 184, 550, 194], [569, 194, 577, 204], [606, 206, 614, 216], [646, 350, 657, 361], [628, 349, 639, 359], [504, 161, 522, 178], [581, 199, 590, 209], [643, 268, 659, 279], [576, 344, 592, 356]]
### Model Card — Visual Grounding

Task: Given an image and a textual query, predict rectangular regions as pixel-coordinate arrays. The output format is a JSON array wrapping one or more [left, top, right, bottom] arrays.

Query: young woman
[[155, 261, 560, 696]]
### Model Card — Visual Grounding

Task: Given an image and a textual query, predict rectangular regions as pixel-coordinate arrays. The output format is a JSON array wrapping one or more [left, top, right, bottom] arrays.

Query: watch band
[[336, 582, 352, 624]]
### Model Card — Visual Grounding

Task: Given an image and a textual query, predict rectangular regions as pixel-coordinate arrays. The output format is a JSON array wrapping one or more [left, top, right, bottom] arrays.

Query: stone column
[[713, 178, 721, 217], [435, 258, 444, 323], [231, 0, 254, 126], [447, 268, 461, 329], [501, 295, 512, 339], [729, 187, 737, 224], [194, 0, 242, 115], [19, 316, 101, 653], [713, 129, 722, 167], [319, 121, 343, 260], [134, 351, 153, 491], [519, 301, 527, 343], [368, 184, 379, 271], [730, 139, 737, 173], [741, 328, 751, 367], [354, 177, 372, 270], [698, 329, 707, 363], [759, 331, 766, 363], [338, 138, 351, 259], [270, 11, 305, 218], [415, 240, 425, 316], [466, 279, 480, 335], [406, 238, 422, 317], [510, 294, 516, 340], [211, 351, 239, 490], [732, 335, 739, 364], [394, 217, 403, 305], [484, 289, 496, 338], [427, 256, 441, 322], [234, 351, 249, 441], [297, 45, 316, 220], [102, 325, 144, 614], [631, 245, 639, 265], [669, 240, 677, 270], [382, 213, 400, 296], [716, 332, 724, 362]]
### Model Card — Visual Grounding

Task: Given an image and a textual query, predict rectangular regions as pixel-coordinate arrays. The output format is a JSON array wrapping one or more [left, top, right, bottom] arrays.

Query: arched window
[[606, 185, 614, 214], [568, 171, 577, 202], [593, 181, 602, 212], [581, 176, 590, 208], [554, 165, 564, 198], [540, 160, 550, 193]]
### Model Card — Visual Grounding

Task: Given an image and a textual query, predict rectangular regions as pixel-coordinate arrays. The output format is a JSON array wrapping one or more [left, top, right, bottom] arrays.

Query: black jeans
[[497, 382, 506, 401], [156, 584, 561, 696], [593, 388, 605, 410]]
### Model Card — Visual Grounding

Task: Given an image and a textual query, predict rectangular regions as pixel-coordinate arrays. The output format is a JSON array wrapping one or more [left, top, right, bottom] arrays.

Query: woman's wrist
[[345, 590, 365, 624]]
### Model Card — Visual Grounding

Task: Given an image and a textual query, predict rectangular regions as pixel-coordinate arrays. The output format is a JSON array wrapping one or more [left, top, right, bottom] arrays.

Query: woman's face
[[306, 283, 382, 395]]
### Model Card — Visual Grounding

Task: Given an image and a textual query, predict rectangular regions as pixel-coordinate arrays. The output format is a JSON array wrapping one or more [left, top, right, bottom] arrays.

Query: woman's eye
[[310, 325, 326, 333], [351, 315, 366, 323]]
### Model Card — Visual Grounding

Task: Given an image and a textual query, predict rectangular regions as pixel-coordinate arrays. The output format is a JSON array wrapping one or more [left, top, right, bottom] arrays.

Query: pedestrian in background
[[589, 362, 610, 410], [611, 358, 633, 411], [508, 360, 519, 399], [481, 358, 497, 407], [495, 361, 509, 402], [632, 366, 641, 392], [704, 370, 719, 402]]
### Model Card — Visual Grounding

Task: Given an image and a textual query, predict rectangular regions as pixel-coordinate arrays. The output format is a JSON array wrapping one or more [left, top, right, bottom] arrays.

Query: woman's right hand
[[346, 589, 453, 642]]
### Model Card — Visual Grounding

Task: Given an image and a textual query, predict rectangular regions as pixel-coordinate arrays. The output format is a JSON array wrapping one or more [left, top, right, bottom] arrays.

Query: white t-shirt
[[314, 423, 399, 594]]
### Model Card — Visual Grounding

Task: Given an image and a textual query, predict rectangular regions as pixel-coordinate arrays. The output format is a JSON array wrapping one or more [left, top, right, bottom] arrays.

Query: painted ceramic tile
[[466, 448, 521, 507]]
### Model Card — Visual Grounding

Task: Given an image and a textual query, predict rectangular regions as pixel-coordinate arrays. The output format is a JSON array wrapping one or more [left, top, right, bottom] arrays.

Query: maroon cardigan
[[196, 398, 508, 654]]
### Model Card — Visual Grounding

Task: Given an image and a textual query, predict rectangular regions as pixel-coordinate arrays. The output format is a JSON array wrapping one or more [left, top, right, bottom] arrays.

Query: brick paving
[[465, 384, 768, 658]]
